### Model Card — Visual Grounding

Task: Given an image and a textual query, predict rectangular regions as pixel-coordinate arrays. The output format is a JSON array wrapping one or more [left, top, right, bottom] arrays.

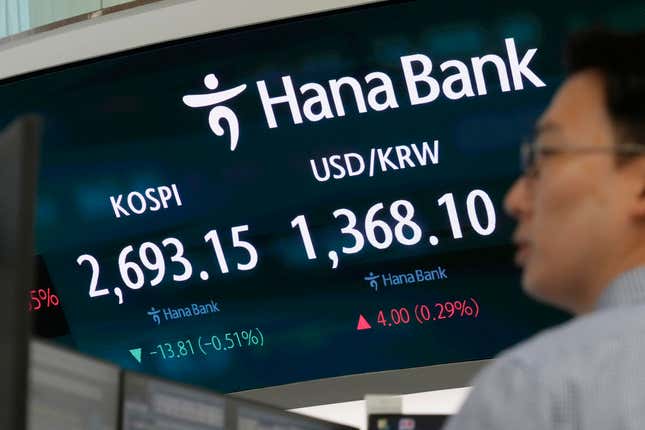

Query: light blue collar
[[597, 266, 645, 309]]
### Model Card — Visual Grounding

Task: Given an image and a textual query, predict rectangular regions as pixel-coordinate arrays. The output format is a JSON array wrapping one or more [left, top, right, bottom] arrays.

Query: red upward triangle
[[356, 314, 372, 331]]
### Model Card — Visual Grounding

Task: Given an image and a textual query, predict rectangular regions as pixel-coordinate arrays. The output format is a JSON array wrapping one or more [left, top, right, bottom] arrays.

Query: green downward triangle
[[129, 348, 142, 364]]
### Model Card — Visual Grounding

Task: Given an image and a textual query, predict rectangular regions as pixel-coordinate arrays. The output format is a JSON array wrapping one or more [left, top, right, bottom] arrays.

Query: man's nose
[[503, 176, 531, 220]]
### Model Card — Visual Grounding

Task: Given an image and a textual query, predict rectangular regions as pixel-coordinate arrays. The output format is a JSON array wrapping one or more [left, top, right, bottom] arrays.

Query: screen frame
[[0, 116, 41, 430], [0, 0, 493, 408]]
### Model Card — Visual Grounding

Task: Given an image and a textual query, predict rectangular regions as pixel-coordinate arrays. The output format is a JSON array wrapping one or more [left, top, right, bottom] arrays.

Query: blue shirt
[[443, 266, 645, 430]]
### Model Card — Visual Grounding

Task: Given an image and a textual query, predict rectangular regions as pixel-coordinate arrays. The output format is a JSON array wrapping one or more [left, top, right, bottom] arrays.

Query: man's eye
[[525, 165, 540, 179], [536, 147, 561, 165]]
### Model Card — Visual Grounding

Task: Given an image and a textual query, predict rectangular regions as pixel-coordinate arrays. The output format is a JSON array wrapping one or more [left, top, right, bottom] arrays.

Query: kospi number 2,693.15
[[76, 225, 257, 304]]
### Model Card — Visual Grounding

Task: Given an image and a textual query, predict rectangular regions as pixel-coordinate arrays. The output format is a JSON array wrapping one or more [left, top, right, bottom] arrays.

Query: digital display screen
[[122, 372, 226, 430], [28, 341, 120, 430], [2, 0, 638, 394]]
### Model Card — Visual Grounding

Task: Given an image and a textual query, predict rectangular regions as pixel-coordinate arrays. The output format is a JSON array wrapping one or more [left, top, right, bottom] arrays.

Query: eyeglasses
[[520, 139, 645, 177]]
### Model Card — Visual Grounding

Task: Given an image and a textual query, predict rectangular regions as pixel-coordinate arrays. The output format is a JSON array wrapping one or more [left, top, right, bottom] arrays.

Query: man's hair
[[565, 28, 645, 146]]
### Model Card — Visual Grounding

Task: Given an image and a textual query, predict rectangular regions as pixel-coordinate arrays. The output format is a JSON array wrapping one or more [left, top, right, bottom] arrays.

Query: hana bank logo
[[182, 73, 247, 151], [147, 307, 161, 325]]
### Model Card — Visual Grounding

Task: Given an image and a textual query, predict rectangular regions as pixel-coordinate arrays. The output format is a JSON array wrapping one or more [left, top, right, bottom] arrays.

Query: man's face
[[504, 70, 641, 313]]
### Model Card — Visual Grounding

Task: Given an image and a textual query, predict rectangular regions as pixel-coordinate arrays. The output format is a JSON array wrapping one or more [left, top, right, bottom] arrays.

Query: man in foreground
[[444, 28, 645, 429]]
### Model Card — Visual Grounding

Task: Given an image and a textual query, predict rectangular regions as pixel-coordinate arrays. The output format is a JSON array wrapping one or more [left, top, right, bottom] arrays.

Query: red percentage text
[[28, 288, 60, 312], [375, 298, 480, 328]]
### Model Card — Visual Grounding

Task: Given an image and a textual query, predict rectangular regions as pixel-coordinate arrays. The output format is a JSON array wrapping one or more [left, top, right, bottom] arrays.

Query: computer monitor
[[122, 371, 356, 430], [0, 115, 40, 430], [123, 371, 227, 430], [27, 340, 120, 430], [0, 0, 639, 409]]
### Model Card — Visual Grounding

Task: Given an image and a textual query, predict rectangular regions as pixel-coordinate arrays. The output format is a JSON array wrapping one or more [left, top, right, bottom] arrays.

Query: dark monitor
[[27, 340, 120, 430], [0, 116, 40, 430], [122, 371, 356, 430], [368, 415, 448, 430]]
